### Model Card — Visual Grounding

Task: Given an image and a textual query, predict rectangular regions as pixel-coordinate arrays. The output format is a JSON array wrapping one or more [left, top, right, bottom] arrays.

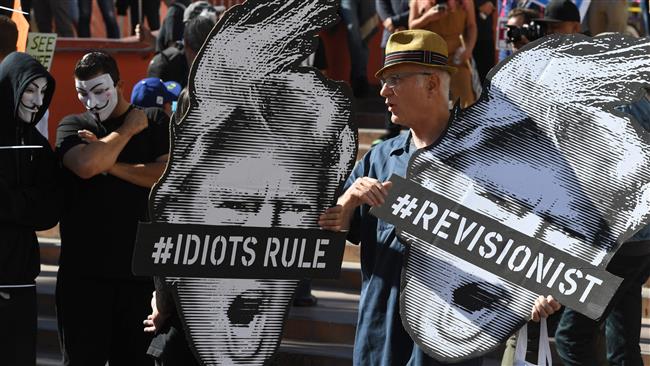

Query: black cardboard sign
[[371, 175, 623, 320], [133, 223, 347, 279]]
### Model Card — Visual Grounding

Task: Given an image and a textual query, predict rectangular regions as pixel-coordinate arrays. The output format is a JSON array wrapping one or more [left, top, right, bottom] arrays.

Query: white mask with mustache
[[18, 77, 48, 124], [75, 73, 118, 122]]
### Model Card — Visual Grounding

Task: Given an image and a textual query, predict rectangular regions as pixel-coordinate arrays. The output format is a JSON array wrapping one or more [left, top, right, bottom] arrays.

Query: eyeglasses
[[380, 72, 433, 88]]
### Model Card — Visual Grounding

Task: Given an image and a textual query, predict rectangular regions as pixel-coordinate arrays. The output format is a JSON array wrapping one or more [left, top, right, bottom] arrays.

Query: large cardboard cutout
[[133, 0, 356, 364], [372, 33, 650, 361]]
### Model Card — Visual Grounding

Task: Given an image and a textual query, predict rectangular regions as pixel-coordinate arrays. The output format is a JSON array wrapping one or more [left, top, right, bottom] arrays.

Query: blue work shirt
[[345, 131, 483, 366]]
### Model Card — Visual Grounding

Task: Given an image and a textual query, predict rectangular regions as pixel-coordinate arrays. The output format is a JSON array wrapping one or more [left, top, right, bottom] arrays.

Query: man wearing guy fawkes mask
[[0, 52, 60, 365], [55, 51, 170, 365]]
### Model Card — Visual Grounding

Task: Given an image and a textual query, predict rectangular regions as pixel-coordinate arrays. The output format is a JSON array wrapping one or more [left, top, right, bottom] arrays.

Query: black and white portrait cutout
[[137, 0, 356, 365], [372, 33, 650, 361]]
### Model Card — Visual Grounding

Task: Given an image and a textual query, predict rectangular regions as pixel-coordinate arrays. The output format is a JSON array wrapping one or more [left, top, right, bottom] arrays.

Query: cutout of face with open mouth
[[148, 1, 355, 364], [393, 33, 650, 361], [164, 154, 323, 364]]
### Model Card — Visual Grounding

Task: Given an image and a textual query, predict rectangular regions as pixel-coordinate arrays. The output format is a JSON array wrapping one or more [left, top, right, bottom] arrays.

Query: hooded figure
[[0, 52, 60, 365]]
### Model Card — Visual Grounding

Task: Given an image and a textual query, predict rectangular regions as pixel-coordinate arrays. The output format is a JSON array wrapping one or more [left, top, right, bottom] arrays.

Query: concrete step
[[274, 340, 352, 366], [284, 289, 359, 345], [312, 261, 360, 292], [37, 316, 60, 357], [342, 242, 360, 263], [37, 352, 63, 366], [358, 127, 385, 159]]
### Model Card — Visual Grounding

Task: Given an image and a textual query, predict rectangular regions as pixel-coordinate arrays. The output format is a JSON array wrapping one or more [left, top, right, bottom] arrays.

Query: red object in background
[[12, 0, 29, 51]]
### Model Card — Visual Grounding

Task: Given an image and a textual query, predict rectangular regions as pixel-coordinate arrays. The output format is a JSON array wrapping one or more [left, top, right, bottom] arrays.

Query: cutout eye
[[282, 203, 310, 213], [218, 200, 261, 213]]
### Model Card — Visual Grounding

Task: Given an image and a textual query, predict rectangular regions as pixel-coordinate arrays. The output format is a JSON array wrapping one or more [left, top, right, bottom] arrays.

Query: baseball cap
[[536, 0, 580, 23], [131, 77, 182, 108]]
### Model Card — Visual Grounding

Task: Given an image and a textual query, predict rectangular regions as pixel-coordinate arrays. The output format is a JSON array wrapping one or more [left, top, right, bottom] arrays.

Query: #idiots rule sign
[[371, 175, 622, 320], [132, 223, 347, 279]]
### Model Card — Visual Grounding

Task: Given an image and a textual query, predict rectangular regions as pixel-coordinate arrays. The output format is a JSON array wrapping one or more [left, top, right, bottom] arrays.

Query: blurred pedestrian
[[375, 0, 410, 141], [55, 51, 169, 366], [473, 0, 496, 83], [340, 0, 377, 98], [586, 0, 627, 35], [409, 0, 478, 108]]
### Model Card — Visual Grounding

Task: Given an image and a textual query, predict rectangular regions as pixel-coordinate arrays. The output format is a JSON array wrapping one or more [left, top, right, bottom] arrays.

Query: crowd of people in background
[[0, 0, 650, 365]]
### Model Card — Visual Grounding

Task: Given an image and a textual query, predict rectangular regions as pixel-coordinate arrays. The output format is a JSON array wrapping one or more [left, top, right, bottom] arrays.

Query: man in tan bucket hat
[[318, 29, 560, 365]]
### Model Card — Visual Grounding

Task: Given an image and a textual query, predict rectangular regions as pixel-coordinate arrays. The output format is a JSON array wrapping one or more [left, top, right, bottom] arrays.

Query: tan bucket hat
[[375, 29, 457, 78]]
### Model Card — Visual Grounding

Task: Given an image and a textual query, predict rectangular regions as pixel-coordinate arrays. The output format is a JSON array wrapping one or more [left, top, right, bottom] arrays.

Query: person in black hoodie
[[0, 52, 60, 365], [55, 51, 169, 366]]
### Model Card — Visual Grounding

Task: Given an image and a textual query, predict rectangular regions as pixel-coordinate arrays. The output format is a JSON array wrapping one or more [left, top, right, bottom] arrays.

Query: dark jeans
[[33, 0, 78, 37], [56, 272, 154, 366], [128, 0, 160, 34], [340, 0, 369, 95], [77, 0, 120, 38], [555, 254, 650, 366], [0, 286, 37, 366]]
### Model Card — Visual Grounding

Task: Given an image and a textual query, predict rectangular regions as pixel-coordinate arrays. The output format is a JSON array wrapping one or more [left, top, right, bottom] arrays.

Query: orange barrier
[[46, 22, 384, 146]]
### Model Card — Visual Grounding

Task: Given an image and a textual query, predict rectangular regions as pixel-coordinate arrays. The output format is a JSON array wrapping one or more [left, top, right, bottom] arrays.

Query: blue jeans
[[339, 0, 369, 87], [555, 254, 650, 366], [33, 0, 78, 37], [78, 0, 120, 38]]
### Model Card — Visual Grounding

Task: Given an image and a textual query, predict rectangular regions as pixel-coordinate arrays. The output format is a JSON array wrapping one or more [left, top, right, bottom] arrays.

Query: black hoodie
[[0, 52, 60, 286]]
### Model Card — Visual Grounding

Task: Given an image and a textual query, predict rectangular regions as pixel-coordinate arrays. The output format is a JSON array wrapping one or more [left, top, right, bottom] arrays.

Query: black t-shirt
[[55, 107, 170, 278]]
